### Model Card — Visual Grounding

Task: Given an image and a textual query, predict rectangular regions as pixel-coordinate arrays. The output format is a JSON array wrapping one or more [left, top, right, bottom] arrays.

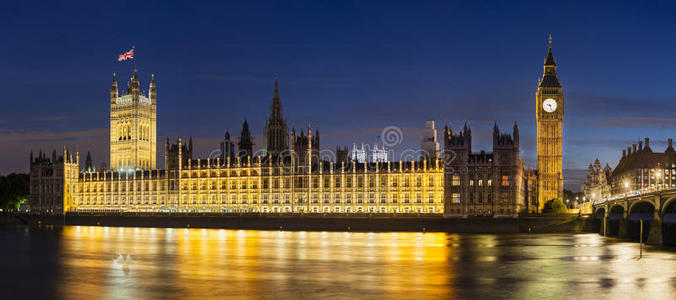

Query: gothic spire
[[270, 74, 284, 121], [545, 34, 556, 66], [539, 34, 561, 88], [85, 151, 93, 172], [110, 72, 118, 103], [274, 73, 279, 100], [263, 74, 289, 159]]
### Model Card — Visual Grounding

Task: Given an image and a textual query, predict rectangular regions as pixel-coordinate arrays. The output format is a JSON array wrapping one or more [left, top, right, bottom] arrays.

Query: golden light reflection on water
[[53, 227, 676, 299]]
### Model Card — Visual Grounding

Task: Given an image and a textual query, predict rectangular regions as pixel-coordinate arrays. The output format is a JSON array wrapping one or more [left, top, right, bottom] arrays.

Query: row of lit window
[[79, 175, 442, 192], [76, 197, 440, 206], [75, 206, 440, 214], [181, 169, 441, 178], [77, 192, 441, 204], [451, 175, 510, 186]]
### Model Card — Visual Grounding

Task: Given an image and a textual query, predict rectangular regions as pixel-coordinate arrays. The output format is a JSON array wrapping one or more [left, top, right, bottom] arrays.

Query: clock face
[[543, 98, 557, 113]]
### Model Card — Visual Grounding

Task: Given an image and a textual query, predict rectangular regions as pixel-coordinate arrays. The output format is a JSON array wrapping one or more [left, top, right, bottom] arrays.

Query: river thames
[[3, 226, 676, 299]]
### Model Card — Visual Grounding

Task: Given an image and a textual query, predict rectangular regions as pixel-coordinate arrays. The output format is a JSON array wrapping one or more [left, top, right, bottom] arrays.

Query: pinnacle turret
[[238, 119, 253, 160], [110, 73, 118, 103], [149, 73, 157, 104]]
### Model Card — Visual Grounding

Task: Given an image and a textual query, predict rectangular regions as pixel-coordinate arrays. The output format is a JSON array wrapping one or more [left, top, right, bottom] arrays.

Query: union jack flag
[[118, 48, 134, 62]]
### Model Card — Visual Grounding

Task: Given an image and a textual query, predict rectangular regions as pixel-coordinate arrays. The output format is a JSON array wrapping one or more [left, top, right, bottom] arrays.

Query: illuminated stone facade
[[29, 148, 79, 213], [29, 68, 534, 216], [443, 123, 525, 217], [580, 158, 612, 203], [110, 70, 157, 170], [536, 38, 564, 206], [609, 138, 676, 196], [69, 152, 444, 214], [31, 73, 443, 214]]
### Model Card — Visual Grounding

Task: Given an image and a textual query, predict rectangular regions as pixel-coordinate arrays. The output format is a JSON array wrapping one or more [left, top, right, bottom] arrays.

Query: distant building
[[351, 144, 367, 163], [609, 138, 676, 196], [372, 144, 388, 162], [350, 143, 388, 163], [580, 158, 612, 203], [420, 120, 439, 161]]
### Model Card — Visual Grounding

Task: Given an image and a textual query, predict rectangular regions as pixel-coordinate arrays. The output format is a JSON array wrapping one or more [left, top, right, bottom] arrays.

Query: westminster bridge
[[593, 188, 676, 246]]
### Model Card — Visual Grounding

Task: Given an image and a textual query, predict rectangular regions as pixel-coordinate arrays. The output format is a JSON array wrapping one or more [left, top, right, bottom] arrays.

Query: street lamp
[[656, 171, 663, 190], [624, 180, 629, 197]]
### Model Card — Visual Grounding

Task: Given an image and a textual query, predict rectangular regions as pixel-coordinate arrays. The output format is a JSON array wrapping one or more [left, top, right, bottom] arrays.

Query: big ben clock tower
[[536, 35, 563, 207]]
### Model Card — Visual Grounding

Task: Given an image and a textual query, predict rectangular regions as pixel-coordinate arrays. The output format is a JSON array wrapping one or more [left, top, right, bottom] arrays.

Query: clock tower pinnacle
[[536, 35, 564, 209]]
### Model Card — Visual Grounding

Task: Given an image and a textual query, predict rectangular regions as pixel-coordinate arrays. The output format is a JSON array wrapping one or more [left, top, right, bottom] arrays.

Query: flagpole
[[132, 45, 136, 72]]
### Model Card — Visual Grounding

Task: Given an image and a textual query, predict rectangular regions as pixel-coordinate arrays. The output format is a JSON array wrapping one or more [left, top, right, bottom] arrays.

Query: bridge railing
[[594, 187, 676, 206]]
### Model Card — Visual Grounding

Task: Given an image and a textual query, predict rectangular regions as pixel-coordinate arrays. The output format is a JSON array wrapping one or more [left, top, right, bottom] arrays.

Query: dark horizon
[[3, 1, 676, 193]]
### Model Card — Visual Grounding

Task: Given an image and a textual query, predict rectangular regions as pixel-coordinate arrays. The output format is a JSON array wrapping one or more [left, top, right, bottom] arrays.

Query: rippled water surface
[[3, 226, 676, 299]]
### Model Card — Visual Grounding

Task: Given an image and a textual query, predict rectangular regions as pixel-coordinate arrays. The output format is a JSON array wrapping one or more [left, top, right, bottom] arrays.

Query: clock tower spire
[[536, 35, 564, 209]]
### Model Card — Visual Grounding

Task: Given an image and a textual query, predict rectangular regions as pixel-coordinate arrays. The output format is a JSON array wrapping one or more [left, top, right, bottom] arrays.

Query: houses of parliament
[[29, 39, 564, 217]]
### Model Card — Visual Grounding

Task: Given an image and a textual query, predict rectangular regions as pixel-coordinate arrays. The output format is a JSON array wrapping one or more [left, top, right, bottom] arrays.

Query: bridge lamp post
[[624, 180, 629, 197], [655, 171, 661, 191], [656, 171, 662, 191]]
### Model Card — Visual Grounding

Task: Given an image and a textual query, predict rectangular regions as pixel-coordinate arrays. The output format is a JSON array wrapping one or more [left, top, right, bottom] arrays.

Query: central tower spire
[[263, 74, 289, 160]]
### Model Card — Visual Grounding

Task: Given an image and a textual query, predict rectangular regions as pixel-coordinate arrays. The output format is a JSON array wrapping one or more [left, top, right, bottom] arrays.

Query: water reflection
[[4, 227, 676, 299]]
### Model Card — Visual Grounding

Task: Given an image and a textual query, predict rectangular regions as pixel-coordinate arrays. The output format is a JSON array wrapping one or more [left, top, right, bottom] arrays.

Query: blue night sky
[[2, 1, 676, 190]]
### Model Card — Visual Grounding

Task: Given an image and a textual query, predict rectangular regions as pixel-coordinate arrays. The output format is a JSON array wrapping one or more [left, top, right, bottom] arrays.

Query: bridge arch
[[662, 199, 676, 246], [593, 207, 606, 217], [627, 201, 655, 241], [592, 207, 606, 233], [628, 199, 657, 216], [660, 196, 676, 217], [607, 205, 625, 237]]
